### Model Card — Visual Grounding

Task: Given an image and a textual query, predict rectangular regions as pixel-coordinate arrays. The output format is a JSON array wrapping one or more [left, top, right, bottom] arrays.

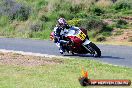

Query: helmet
[[58, 18, 67, 25]]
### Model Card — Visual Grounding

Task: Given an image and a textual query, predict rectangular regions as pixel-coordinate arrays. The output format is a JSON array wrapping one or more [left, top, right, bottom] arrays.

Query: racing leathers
[[53, 25, 70, 54]]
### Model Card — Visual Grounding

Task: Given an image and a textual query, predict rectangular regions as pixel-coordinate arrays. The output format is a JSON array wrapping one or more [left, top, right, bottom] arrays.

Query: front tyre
[[88, 42, 101, 57]]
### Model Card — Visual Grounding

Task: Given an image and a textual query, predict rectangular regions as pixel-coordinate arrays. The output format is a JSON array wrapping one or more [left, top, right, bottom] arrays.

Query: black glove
[[65, 24, 71, 29], [54, 36, 59, 43]]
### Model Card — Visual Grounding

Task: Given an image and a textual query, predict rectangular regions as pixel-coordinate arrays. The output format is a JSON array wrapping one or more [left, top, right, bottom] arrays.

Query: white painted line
[[0, 49, 68, 59]]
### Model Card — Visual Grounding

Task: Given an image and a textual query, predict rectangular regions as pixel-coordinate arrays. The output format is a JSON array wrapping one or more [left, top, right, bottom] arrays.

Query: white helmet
[[58, 18, 67, 25]]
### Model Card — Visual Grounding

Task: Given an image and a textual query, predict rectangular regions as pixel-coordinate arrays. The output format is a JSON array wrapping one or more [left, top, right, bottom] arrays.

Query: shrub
[[94, 7, 104, 16], [70, 5, 82, 13], [54, 0, 71, 12], [79, 17, 106, 30], [117, 19, 127, 25], [102, 32, 111, 37], [75, 12, 87, 18], [30, 22, 42, 32], [95, 0, 112, 8], [0, 16, 9, 27], [39, 15, 49, 22], [114, 30, 123, 36], [89, 6, 105, 16], [40, 12, 59, 22], [42, 21, 56, 31], [0, 0, 31, 21], [12, 6, 31, 21], [114, 1, 132, 11], [57, 11, 74, 20], [88, 30, 98, 38], [128, 37, 132, 42], [116, 19, 128, 28], [78, 17, 113, 38], [111, 0, 117, 3], [96, 35, 106, 42], [101, 25, 113, 32], [35, 0, 48, 10], [67, 19, 81, 26], [29, 29, 52, 39], [98, 25, 113, 37], [123, 10, 132, 15]]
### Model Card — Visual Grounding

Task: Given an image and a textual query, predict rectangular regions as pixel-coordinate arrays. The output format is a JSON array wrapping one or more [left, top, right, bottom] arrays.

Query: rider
[[54, 17, 71, 54]]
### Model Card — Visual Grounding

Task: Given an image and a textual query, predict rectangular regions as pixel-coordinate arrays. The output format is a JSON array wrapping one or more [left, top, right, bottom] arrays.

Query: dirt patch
[[103, 17, 132, 44], [121, 16, 132, 21], [0, 52, 63, 67], [107, 29, 132, 42], [103, 19, 114, 25]]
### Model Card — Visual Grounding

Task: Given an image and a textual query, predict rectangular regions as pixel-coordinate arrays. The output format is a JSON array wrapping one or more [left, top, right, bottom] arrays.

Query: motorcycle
[[50, 26, 101, 57]]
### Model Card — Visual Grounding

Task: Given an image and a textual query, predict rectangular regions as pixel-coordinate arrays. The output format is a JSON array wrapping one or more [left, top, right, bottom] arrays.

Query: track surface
[[0, 38, 132, 68]]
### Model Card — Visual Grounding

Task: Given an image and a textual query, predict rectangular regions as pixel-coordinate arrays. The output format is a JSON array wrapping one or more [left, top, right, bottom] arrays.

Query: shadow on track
[[101, 56, 124, 59], [64, 54, 124, 59]]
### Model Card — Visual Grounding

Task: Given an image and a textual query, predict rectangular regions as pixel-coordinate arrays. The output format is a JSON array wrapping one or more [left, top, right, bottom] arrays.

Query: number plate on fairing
[[76, 30, 86, 41]]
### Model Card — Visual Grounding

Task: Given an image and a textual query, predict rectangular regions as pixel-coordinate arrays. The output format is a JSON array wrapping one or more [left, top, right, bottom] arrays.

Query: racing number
[[77, 31, 86, 40]]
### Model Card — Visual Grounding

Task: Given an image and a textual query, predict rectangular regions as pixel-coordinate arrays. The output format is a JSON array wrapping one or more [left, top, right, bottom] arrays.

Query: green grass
[[0, 57, 132, 88]]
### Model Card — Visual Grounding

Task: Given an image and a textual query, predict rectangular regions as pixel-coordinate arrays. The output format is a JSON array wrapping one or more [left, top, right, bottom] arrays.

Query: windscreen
[[67, 27, 80, 36]]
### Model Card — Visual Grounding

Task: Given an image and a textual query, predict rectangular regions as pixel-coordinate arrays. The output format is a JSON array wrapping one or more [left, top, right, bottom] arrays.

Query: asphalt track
[[0, 38, 132, 68]]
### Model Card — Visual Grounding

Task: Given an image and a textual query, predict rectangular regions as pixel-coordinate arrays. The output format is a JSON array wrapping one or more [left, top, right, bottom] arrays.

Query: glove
[[54, 36, 60, 43]]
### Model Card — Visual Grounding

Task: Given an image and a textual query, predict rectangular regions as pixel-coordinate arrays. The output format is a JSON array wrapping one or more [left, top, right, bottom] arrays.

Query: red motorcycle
[[50, 26, 101, 57]]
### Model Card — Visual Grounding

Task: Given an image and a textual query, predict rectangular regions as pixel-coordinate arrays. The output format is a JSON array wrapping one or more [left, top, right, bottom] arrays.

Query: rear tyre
[[72, 51, 75, 55], [88, 42, 101, 57]]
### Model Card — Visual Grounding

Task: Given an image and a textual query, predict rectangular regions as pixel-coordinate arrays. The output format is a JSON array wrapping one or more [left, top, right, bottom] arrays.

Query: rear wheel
[[87, 42, 101, 57]]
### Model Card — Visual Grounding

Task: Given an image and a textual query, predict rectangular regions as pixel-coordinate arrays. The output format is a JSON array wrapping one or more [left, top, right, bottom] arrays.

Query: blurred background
[[0, 0, 132, 42]]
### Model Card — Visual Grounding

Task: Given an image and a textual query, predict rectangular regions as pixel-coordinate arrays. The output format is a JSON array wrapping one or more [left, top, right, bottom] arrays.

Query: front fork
[[82, 39, 95, 54]]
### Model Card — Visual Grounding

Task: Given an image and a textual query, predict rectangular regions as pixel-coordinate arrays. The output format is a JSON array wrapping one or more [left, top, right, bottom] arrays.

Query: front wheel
[[87, 42, 101, 57]]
